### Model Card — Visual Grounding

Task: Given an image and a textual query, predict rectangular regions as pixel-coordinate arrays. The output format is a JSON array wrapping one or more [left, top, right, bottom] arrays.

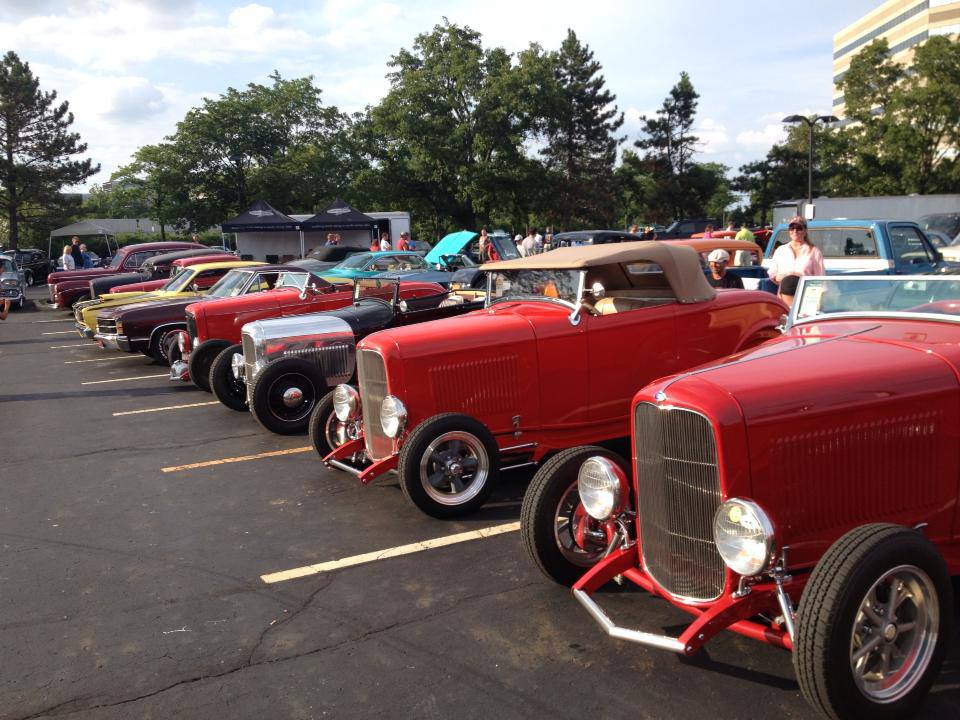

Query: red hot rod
[[323, 242, 786, 518], [522, 274, 960, 720]]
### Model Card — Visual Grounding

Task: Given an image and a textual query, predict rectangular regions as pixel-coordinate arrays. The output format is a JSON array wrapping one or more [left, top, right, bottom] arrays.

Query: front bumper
[[95, 333, 131, 352], [323, 435, 396, 484], [571, 546, 797, 656], [1, 289, 23, 303], [74, 322, 95, 339]]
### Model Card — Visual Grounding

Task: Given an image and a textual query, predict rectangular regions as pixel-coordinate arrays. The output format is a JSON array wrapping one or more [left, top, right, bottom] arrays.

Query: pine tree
[[541, 29, 624, 228], [0, 51, 98, 249]]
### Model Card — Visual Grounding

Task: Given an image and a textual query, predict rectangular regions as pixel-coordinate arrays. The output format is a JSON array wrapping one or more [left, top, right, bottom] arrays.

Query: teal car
[[321, 251, 430, 281]]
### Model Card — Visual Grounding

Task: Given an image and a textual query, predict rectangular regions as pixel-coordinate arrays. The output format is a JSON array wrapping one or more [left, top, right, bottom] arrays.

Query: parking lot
[[2, 287, 958, 720]]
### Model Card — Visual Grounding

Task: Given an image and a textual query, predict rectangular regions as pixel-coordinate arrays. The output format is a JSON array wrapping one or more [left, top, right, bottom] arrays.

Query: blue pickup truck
[[761, 219, 955, 291]]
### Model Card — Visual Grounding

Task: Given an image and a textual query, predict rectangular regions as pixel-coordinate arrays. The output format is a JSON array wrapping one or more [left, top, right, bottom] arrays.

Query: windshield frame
[[205, 269, 253, 299], [162, 267, 198, 293], [352, 277, 400, 307], [484, 269, 584, 311], [788, 274, 960, 328]]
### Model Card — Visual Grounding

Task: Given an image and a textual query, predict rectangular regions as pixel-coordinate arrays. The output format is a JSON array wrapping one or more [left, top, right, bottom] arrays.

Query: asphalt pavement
[[1, 287, 958, 720]]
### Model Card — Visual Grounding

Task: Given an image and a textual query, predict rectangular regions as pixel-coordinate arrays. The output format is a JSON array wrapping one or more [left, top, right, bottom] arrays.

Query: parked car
[[320, 251, 431, 282], [106, 253, 237, 295], [322, 242, 786, 518], [919, 212, 960, 244], [523, 273, 960, 720], [658, 218, 718, 239], [662, 238, 766, 290], [98, 265, 290, 364], [924, 230, 960, 262], [761, 220, 955, 294], [298, 246, 369, 272], [434, 231, 522, 290], [47, 241, 204, 308], [1, 248, 52, 286], [375, 231, 483, 288], [0, 255, 27, 310], [549, 230, 644, 248], [75, 260, 262, 338], [235, 278, 472, 434]]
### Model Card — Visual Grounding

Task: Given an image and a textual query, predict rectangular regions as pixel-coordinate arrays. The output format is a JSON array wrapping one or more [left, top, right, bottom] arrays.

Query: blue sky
[[0, 0, 880, 193]]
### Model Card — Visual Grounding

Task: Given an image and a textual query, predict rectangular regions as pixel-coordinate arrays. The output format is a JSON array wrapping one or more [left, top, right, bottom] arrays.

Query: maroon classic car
[[323, 242, 786, 518], [47, 241, 203, 308], [523, 274, 960, 720]]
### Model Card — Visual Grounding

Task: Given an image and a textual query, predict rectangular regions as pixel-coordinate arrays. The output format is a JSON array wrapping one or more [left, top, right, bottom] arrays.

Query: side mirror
[[590, 282, 606, 300]]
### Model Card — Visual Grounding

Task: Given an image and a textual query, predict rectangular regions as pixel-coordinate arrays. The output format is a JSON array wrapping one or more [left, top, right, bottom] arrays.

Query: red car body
[[550, 274, 960, 719], [109, 254, 235, 293], [47, 241, 203, 308], [324, 242, 786, 518]]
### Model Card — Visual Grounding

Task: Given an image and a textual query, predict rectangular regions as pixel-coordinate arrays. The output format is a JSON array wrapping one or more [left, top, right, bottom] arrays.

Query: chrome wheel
[[553, 482, 608, 568], [267, 373, 315, 423], [419, 431, 489, 506], [849, 564, 939, 703], [325, 409, 346, 450]]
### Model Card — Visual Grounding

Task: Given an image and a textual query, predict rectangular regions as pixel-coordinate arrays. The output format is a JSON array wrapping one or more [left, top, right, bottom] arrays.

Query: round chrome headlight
[[380, 395, 407, 438], [333, 384, 360, 422], [577, 456, 625, 521], [713, 499, 775, 577], [177, 332, 187, 352]]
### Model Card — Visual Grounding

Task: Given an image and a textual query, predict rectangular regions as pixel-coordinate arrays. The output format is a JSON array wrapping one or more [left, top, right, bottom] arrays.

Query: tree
[[540, 29, 624, 228], [634, 72, 708, 220], [107, 144, 188, 240], [0, 51, 98, 248]]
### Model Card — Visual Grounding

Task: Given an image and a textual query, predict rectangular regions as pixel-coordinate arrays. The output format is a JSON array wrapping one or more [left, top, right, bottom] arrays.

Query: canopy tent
[[300, 198, 379, 233], [48, 218, 178, 260], [220, 200, 300, 233]]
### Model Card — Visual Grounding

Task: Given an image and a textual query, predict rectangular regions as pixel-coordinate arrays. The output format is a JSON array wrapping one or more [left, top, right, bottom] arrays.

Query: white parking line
[[49, 344, 89, 349], [80, 373, 168, 385], [260, 522, 522, 584], [64, 356, 144, 364], [113, 401, 219, 416], [41, 330, 77, 335], [33, 318, 73, 323], [161, 446, 312, 473]]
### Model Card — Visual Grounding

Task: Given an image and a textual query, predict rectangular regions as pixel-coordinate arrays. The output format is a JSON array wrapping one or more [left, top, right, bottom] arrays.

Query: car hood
[[190, 288, 300, 315], [662, 319, 960, 425], [376, 270, 452, 284], [99, 296, 199, 320], [48, 268, 116, 283], [424, 230, 478, 264], [0, 270, 18, 281]]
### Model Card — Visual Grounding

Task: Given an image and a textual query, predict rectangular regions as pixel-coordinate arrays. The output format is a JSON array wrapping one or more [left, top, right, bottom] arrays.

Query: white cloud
[[735, 123, 788, 151], [695, 117, 729, 155]]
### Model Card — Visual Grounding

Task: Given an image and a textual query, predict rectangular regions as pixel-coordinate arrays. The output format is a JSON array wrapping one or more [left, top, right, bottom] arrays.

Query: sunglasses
[[788, 223, 806, 231]]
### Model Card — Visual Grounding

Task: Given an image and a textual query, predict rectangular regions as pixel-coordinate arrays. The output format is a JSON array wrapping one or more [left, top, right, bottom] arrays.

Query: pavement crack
[[245, 577, 334, 666]]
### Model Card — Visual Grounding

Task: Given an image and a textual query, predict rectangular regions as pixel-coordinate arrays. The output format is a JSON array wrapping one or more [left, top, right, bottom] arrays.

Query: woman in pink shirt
[[768, 216, 825, 307]]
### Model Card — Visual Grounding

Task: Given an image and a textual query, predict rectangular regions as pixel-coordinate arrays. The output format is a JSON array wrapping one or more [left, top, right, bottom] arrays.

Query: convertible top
[[480, 241, 716, 304]]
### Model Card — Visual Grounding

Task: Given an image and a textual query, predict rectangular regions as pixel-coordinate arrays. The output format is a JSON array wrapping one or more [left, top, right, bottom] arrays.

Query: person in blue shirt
[[79, 243, 94, 269]]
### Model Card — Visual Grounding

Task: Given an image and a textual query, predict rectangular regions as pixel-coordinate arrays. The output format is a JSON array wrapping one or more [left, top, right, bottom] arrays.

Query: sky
[[0, 0, 882, 194]]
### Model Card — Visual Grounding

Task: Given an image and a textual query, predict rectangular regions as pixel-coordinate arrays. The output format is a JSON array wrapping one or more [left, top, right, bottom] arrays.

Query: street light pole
[[782, 114, 839, 206]]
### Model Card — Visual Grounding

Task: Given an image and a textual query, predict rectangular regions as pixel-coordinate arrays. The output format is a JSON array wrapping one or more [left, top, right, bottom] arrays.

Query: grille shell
[[97, 318, 118, 335], [358, 349, 393, 461], [635, 402, 726, 602]]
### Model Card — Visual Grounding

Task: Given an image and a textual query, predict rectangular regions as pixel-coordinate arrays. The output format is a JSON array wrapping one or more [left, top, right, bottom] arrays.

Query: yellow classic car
[[74, 260, 264, 338]]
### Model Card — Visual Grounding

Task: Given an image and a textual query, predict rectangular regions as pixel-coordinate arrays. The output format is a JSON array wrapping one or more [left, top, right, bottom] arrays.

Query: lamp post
[[782, 114, 839, 205]]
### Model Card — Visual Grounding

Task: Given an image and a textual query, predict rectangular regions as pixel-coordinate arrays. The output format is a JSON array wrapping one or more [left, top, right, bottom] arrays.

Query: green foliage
[[0, 51, 98, 248]]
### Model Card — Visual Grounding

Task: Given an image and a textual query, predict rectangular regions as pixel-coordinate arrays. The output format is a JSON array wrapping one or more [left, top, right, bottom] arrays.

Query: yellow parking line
[[80, 373, 168, 385], [161, 446, 312, 473], [113, 401, 220, 416], [65, 356, 144, 364], [261, 522, 522, 584], [41, 330, 77, 335], [50, 344, 90, 349]]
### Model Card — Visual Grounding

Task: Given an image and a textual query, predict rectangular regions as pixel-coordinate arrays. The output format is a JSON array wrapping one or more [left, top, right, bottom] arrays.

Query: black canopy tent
[[221, 200, 304, 258], [301, 198, 379, 238]]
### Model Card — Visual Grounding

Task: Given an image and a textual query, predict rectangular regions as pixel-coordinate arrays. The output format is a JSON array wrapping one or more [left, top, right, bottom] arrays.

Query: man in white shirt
[[521, 230, 536, 257], [515, 234, 525, 257], [379, 232, 391, 251], [532, 228, 543, 253]]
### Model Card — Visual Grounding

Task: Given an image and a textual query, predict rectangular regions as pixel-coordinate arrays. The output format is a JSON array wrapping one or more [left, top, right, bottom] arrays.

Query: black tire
[[398, 413, 499, 519], [163, 333, 181, 365], [794, 524, 953, 720], [308, 390, 344, 457], [209, 344, 248, 412], [24, 270, 33, 287], [188, 340, 229, 392], [521, 446, 628, 586], [249, 357, 326, 435], [148, 327, 180, 365]]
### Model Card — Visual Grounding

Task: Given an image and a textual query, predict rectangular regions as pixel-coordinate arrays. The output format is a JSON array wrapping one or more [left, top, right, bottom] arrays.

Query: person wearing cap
[[735, 222, 755, 245], [767, 216, 824, 308], [396, 231, 411, 251], [515, 234, 526, 257], [706, 249, 743, 289]]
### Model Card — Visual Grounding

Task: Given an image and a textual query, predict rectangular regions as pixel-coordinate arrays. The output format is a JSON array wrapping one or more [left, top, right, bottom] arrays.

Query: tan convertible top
[[480, 241, 716, 304]]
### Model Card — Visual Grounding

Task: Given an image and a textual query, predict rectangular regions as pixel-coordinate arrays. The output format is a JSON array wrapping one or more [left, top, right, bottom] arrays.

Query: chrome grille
[[635, 402, 725, 601], [358, 349, 392, 460], [283, 342, 351, 378], [97, 318, 118, 335], [186, 314, 198, 344]]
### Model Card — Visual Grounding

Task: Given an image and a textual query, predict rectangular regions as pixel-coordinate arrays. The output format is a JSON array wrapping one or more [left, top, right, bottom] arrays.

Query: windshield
[[488, 270, 582, 306], [160, 267, 188, 290], [277, 272, 310, 291], [771, 227, 880, 258], [793, 276, 960, 323], [353, 277, 399, 305], [108, 252, 123, 269], [163, 267, 197, 292], [206, 270, 251, 298], [337, 253, 374, 269], [919, 214, 960, 240], [0, 258, 15, 273]]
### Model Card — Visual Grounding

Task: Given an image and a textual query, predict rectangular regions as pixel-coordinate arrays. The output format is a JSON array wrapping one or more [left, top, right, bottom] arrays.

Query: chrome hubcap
[[419, 431, 488, 506], [849, 564, 938, 703], [282, 387, 304, 407]]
